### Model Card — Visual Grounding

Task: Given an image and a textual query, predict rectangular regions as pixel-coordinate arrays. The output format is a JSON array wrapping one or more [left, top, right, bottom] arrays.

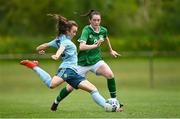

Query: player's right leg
[[51, 84, 73, 111], [20, 60, 55, 88]]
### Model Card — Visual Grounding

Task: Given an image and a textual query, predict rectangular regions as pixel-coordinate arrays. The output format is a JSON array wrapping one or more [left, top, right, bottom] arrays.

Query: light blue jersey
[[48, 35, 78, 71]]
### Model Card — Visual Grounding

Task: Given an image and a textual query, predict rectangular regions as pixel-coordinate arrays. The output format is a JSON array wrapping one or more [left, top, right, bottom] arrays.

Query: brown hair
[[47, 14, 78, 37], [81, 9, 101, 20], [67, 20, 78, 30]]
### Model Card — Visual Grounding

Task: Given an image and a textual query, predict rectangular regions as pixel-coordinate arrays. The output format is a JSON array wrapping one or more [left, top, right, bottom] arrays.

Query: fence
[[0, 51, 179, 89]]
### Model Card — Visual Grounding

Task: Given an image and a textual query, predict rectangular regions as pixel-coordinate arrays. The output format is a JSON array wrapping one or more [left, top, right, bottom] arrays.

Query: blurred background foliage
[[0, 0, 180, 54]]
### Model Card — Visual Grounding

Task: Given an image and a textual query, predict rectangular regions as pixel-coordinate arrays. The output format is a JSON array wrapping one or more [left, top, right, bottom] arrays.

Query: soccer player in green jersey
[[51, 10, 123, 111]]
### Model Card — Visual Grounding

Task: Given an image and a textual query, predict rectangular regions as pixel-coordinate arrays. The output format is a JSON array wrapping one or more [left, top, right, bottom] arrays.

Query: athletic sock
[[90, 90, 106, 107], [33, 67, 52, 88], [54, 99, 59, 104], [56, 87, 71, 103], [107, 78, 116, 98]]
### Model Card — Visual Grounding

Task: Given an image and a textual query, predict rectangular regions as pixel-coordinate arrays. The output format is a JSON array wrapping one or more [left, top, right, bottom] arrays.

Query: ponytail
[[80, 9, 100, 19], [47, 13, 68, 37]]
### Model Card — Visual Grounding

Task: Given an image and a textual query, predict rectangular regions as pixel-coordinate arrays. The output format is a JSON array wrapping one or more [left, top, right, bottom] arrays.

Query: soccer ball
[[104, 98, 120, 112]]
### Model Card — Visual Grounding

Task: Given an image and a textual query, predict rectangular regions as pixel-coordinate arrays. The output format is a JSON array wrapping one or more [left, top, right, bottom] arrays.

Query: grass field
[[0, 57, 180, 118]]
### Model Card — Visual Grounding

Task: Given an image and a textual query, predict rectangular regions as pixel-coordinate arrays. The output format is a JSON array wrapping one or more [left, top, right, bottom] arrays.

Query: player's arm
[[36, 43, 49, 55], [79, 41, 102, 51], [105, 36, 121, 58], [78, 27, 104, 51], [51, 44, 65, 60]]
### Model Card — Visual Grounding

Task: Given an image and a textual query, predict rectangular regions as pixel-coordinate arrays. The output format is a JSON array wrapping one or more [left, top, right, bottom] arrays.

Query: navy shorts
[[56, 68, 85, 89]]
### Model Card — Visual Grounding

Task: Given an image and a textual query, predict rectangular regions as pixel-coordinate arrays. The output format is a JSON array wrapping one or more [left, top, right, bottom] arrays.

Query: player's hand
[[95, 38, 104, 47], [98, 37, 104, 43], [95, 42, 101, 47], [51, 55, 59, 60], [38, 50, 45, 55], [110, 50, 121, 58]]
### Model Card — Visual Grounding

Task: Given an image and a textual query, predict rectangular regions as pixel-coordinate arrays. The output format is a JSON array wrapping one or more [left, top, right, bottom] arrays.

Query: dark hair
[[67, 20, 78, 29], [81, 9, 101, 20], [47, 14, 78, 37]]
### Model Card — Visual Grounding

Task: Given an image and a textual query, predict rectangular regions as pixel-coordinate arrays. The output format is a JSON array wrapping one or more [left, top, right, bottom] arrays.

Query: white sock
[[91, 90, 106, 107]]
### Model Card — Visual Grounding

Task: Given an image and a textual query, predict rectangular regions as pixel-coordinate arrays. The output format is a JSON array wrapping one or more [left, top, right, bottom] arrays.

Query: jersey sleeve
[[60, 40, 69, 47], [78, 27, 89, 43], [47, 38, 59, 48], [60, 35, 69, 47], [104, 27, 108, 38]]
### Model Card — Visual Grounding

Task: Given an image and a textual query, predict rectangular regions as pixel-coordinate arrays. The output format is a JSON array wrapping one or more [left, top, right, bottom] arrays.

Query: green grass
[[0, 57, 180, 118]]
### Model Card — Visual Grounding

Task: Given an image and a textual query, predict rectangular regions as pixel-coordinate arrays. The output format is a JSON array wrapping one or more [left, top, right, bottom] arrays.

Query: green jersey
[[78, 25, 108, 66]]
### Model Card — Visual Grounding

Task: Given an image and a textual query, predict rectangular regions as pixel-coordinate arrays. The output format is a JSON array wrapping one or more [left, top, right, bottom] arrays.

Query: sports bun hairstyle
[[81, 9, 101, 20]]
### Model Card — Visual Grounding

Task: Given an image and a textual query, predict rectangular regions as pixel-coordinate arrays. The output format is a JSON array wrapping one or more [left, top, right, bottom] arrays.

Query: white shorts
[[76, 60, 105, 77]]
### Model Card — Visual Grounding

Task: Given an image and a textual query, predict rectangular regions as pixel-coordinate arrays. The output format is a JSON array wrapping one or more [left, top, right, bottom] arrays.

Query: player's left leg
[[20, 60, 52, 88], [78, 80, 106, 107], [63, 69, 106, 108], [94, 61, 116, 98], [79, 80, 123, 112], [96, 62, 124, 111]]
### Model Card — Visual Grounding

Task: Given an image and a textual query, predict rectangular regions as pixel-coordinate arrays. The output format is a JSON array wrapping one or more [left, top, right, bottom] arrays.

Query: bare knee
[[49, 81, 59, 89], [87, 86, 97, 93], [90, 86, 97, 91], [87, 84, 97, 93], [49, 76, 64, 89], [66, 84, 74, 92], [97, 64, 114, 79], [105, 72, 114, 79], [78, 80, 97, 93]]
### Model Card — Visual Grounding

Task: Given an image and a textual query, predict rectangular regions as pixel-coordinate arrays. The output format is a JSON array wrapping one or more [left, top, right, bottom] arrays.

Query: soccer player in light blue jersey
[[20, 14, 106, 110]]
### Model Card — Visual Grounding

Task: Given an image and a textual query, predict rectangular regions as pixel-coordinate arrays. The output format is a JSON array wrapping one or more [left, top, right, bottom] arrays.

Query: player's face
[[89, 14, 101, 29], [68, 25, 78, 38]]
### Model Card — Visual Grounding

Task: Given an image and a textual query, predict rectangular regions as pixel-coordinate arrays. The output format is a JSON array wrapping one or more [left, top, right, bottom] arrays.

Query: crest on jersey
[[89, 34, 93, 39], [99, 35, 103, 38]]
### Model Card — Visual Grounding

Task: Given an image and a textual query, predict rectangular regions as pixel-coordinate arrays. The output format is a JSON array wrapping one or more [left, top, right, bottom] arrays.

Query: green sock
[[56, 87, 71, 103], [107, 78, 117, 98]]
